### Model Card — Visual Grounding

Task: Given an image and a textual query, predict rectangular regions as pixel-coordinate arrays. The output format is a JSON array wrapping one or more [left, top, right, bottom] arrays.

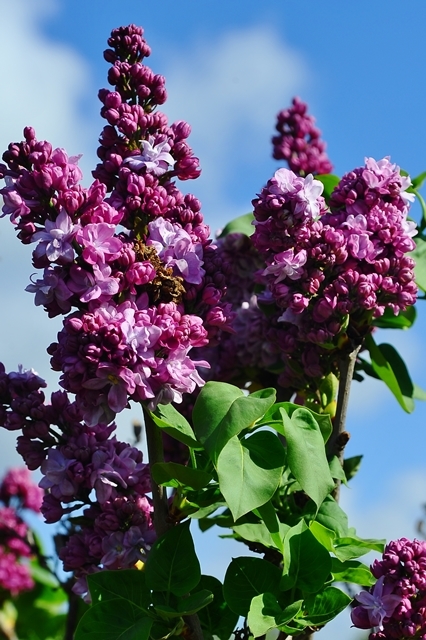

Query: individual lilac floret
[[351, 576, 402, 629], [272, 97, 333, 176], [352, 538, 426, 639], [31, 209, 80, 264], [123, 137, 175, 176], [147, 217, 205, 284]]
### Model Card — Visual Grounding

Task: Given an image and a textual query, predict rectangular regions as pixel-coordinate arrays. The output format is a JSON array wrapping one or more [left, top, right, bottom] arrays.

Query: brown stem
[[327, 345, 361, 501], [301, 346, 361, 640], [143, 407, 171, 537], [143, 407, 204, 640], [64, 581, 80, 640]]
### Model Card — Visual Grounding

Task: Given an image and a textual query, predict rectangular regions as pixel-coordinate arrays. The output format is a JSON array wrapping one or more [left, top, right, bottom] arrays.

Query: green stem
[[142, 407, 170, 538]]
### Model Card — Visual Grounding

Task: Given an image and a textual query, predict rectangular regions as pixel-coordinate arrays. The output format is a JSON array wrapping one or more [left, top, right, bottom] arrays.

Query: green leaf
[[75, 601, 153, 640], [254, 501, 285, 554], [145, 521, 201, 596], [195, 575, 239, 639], [223, 557, 282, 616], [193, 383, 276, 462], [233, 521, 290, 551], [411, 170, 426, 190], [365, 335, 415, 413], [410, 234, 426, 290], [331, 558, 375, 586], [218, 212, 255, 238], [309, 521, 336, 553], [343, 455, 363, 481], [150, 404, 199, 448], [260, 402, 332, 443], [307, 496, 349, 538], [373, 305, 416, 329], [216, 431, 285, 520], [153, 590, 214, 619], [279, 407, 335, 510], [88, 570, 151, 609], [303, 587, 351, 626], [413, 383, 426, 401], [247, 592, 283, 637], [333, 535, 385, 562], [282, 520, 332, 593], [151, 463, 213, 490], [315, 174, 341, 202], [329, 456, 347, 484], [176, 590, 214, 615]]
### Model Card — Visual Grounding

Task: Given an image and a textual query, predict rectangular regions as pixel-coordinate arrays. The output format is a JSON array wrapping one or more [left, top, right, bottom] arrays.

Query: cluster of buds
[[272, 97, 333, 176], [0, 363, 154, 594], [0, 24, 233, 427], [0, 466, 43, 596], [351, 538, 426, 639]]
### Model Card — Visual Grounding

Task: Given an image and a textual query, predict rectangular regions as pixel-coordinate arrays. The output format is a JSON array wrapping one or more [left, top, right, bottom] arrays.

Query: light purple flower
[[263, 249, 307, 282], [293, 173, 324, 219], [147, 217, 205, 284], [76, 223, 122, 265], [123, 137, 175, 176], [31, 209, 80, 263]]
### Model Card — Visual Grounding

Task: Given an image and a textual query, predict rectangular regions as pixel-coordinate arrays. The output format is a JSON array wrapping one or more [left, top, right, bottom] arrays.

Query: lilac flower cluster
[[351, 538, 426, 639], [0, 24, 233, 425], [272, 97, 333, 176], [0, 466, 42, 596], [0, 363, 154, 593], [251, 158, 417, 388]]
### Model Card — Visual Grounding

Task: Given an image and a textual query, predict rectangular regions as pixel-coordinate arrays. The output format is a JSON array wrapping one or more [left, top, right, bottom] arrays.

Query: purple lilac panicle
[[351, 538, 426, 639], [272, 97, 333, 176], [0, 23, 233, 422], [250, 157, 417, 388], [0, 466, 42, 596], [0, 363, 155, 591]]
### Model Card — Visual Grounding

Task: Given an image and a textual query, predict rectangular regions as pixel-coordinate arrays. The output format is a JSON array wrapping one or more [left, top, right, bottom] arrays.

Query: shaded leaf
[[75, 600, 152, 640], [145, 521, 200, 596], [151, 463, 213, 490], [195, 575, 239, 639], [303, 587, 351, 626], [223, 557, 282, 616]]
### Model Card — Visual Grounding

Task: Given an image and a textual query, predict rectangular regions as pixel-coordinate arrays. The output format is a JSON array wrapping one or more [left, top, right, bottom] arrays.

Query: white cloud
[[161, 26, 309, 228], [0, 0, 98, 473], [0, 0, 97, 180]]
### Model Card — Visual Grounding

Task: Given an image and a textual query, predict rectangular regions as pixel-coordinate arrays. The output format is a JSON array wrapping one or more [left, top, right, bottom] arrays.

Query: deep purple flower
[[351, 577, 402, 629]]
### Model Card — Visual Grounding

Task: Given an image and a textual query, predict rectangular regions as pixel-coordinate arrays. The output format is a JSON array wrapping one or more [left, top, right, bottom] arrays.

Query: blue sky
[[1, 1, 426, 636]]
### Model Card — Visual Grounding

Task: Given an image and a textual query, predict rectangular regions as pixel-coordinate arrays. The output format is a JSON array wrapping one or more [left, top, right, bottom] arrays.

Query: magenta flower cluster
[[0, 466, 43, 596], [250, 157, 417, 388], [272, 96, 333, 176], [351, 538, 426, 639], [0, 362, 154, 594], [0, 24, 233, 426]]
